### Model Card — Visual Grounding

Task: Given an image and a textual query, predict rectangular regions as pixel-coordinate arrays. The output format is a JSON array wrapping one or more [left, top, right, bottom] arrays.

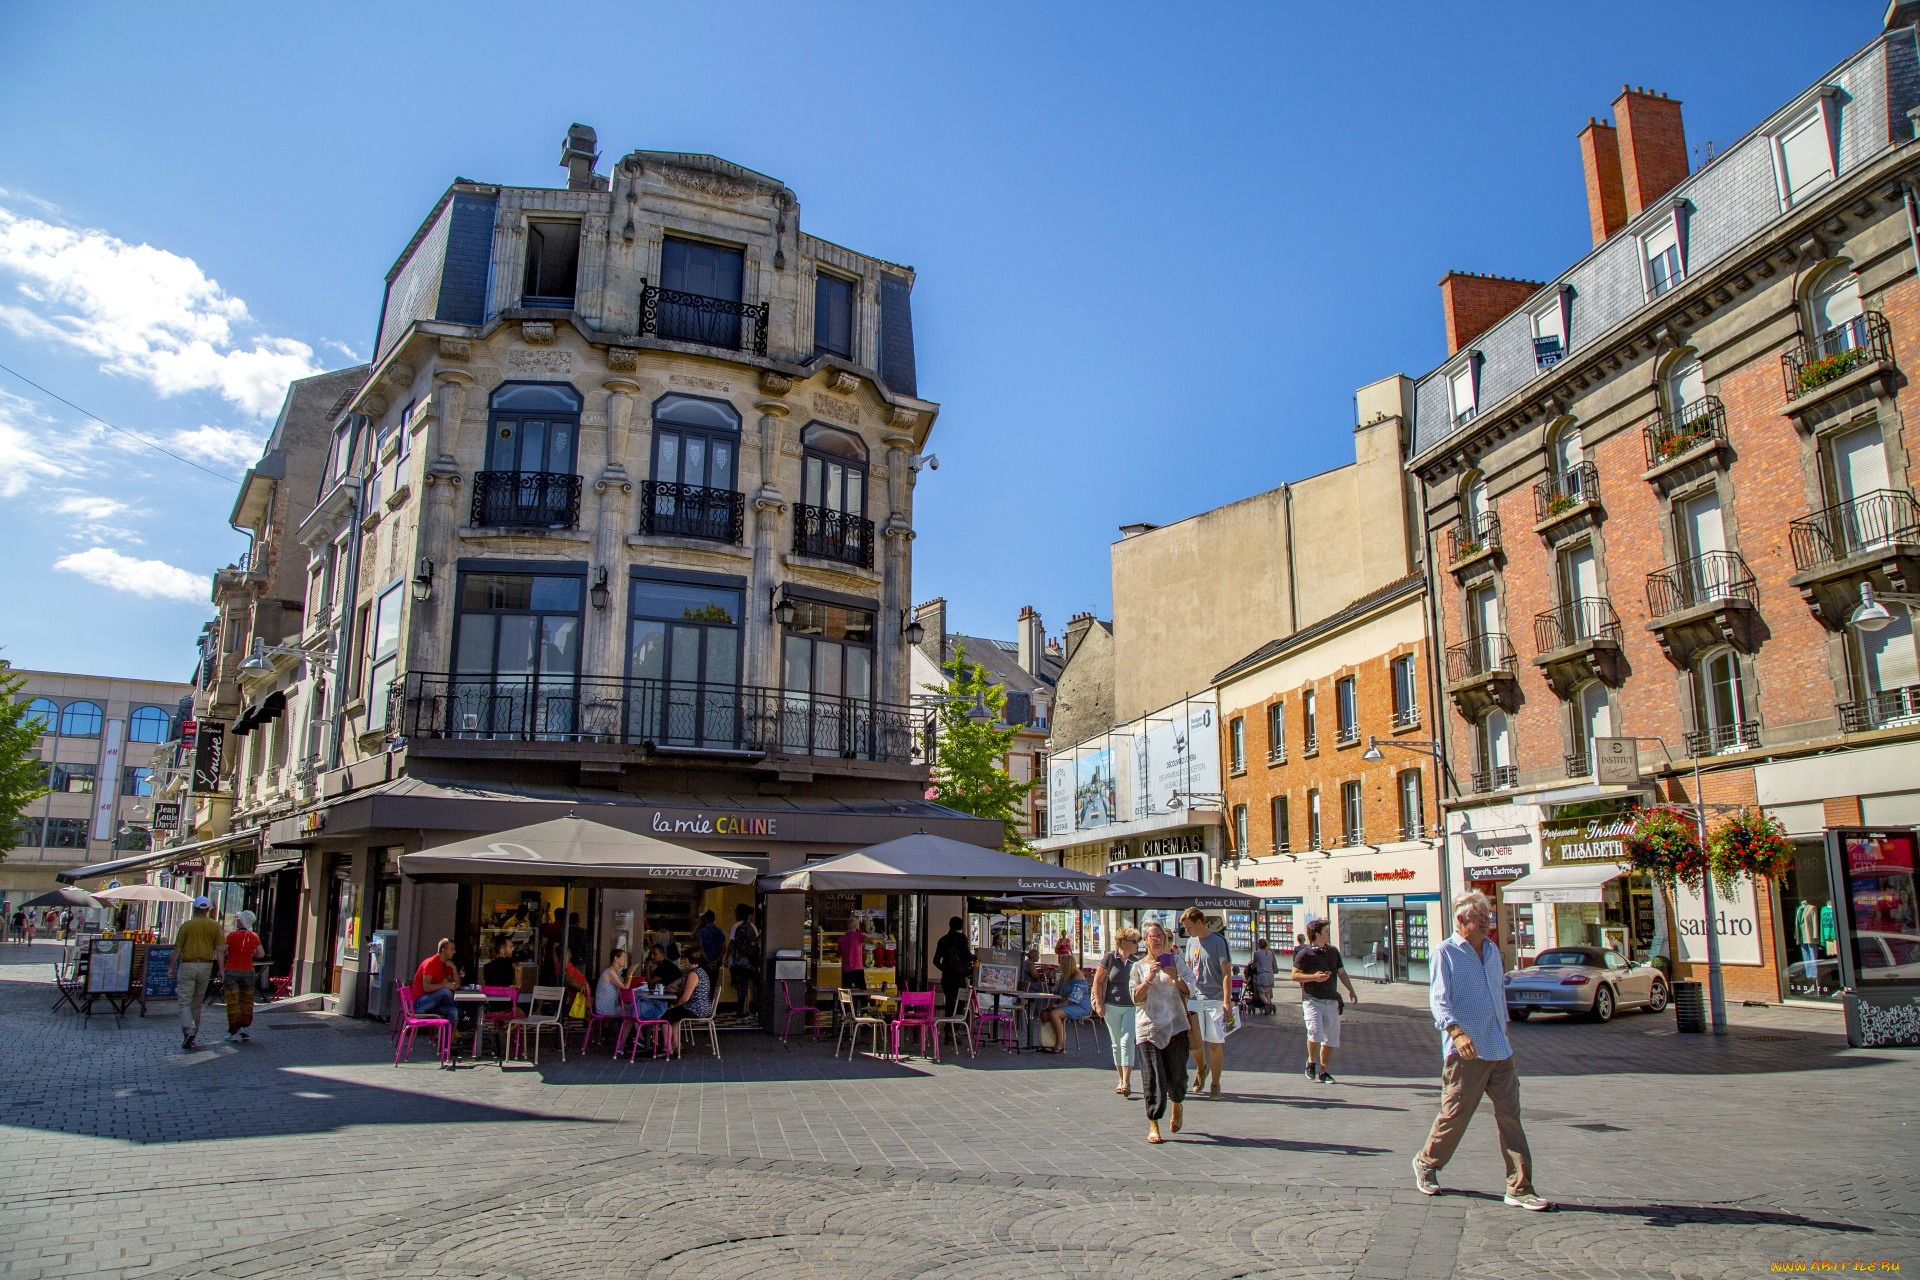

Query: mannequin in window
[[1795, 897, 1820, 966]]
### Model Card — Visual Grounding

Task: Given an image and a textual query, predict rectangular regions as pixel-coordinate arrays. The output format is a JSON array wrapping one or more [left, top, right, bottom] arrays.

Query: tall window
[[451, 571, 584, 738], [1302, 688, 1318, 752], [522, 221, 581, 307], [1644, 219, 1684, 297], [797, 424, 872, 565], [646, 394, 743, 542], [1229, 717, 1246, 772], [1571, 681, 1611, 774], [1232, 804, 1249, 856], [1852, 604, 1920, 729], [1448, 360, 1477, 426], [1665, 355, 1706, 422], [1341, 780, 1364, 846], [660, 236, 746, 347], [814, 272, 855, 359], [60, 701, 103, 737], [1693, 648, 1751, 754], [1306, 788, 1322, 850], [1547, 424, 1586, 503], [1533, 296, 1567, 368], [782, 599, 879, 757], [1398, 770, 1424, 840], [128, 706, 171, 743], [365, 582, 404, 731], [1390, 656, 1418, 728], [1266, 701, 1286, 762], [1774, 107, 1835, 208], [1270, 795, 1290, 853], [306, 680, 328, 762], [1335, 676, 1358, 745], [1809, 266, 1867, 361], [487, 383, 580, 475], [628, 577, 744, 748], [1476, 710, 1513, 789]]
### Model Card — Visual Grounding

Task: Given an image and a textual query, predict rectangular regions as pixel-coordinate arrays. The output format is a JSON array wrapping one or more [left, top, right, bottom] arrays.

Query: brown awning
[[399, 816, 755, 887], [774, 831, 1100, 895]]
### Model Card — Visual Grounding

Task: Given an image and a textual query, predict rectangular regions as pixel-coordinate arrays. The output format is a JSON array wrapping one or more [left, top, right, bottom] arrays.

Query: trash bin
[[1672, 979, 1705, 1033]]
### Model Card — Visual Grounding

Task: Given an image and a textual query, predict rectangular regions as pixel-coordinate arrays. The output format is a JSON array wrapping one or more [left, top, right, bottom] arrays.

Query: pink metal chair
[[477, 985, 518, 1060], [775, 979, 821, 1045], [889, 990, 939, 1059], [613, 988, 671, 1061], [393, 983, 451, 1066], [973, 989, 1017, 1052], [578, 985, 632, 1055]]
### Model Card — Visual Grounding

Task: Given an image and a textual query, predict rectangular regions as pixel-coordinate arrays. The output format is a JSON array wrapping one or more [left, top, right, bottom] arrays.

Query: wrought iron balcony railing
[[1643, 397, 1727, 468], [1448, 512, 1501, 564], [471, 471, 582, 530], [1534, 597, 1624, 652], [1685, 720, 1762, 757], [640, 282, 769, 356], [1646, 551, 1758, 617], [1471, 765, 1519, 793], [391, 672, 917, 764], [793, 503, 875, 568], [1787, 489, 1920, 572], [1267, 745, 1288, 766], [1534, 462, 1600, 520], [1783, 311, 1894, 400], [640, 481, 745, 544], [1446, 632, 1517, 682], [1391, 703, 1420, 730], [1564, 751, 1593, 779], [1341, 826, 1366, 849], [1335, 722, 1361, 747], [1400, 819, 1427, 841], [1302, 731, 1319, 754], [1839, 685, 1920, 734]]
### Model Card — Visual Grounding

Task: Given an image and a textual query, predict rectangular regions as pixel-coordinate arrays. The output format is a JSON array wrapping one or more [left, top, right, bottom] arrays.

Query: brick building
[[1408, 20, 1920, 1007]]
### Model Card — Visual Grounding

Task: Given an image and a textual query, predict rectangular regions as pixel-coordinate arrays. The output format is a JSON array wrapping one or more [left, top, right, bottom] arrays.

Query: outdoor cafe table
[[451, 989, 510, 1062], [990, 989, 1060, 1052]]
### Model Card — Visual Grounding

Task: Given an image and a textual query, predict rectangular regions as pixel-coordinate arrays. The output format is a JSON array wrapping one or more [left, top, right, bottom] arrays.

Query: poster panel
[[1672, 875, 1763, 966], [1074, 747, 1117, 830], [1046, 756, 1075, 838]]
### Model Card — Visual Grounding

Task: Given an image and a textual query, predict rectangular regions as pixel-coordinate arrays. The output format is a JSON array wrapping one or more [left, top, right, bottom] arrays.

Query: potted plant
[[1798, 346, 1873, 392], [1706, 807, 1794, 893], [1625, 805, 1707, 889], [1546, 493, 1579, 517]]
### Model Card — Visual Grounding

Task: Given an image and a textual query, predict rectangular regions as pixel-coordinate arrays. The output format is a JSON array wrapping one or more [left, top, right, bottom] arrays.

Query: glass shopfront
[[1780, 839, 1842, 1002], [806, 893, 920, 991], [1336, 899, 1393, 982]]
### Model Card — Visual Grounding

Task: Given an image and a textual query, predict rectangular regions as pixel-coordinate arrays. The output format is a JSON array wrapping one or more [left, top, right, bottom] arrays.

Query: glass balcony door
[[451, 573, 584, 739], [627, 579, 743, 749]]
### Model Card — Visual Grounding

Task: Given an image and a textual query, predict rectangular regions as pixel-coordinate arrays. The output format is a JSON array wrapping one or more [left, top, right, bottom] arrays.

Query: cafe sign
[[1541, 813, 1636, 866]]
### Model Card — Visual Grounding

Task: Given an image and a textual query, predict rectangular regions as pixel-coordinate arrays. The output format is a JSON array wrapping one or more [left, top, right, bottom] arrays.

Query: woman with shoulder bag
[[1092, 928, 1141, 1096]]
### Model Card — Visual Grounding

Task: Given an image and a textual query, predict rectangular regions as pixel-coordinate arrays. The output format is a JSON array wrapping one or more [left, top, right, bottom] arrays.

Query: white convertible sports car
[[1503, 945, 1669, 1023]]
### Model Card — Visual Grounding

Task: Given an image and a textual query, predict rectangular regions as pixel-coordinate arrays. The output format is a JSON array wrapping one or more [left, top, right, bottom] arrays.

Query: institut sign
[[1541, 813, 1636, 866]]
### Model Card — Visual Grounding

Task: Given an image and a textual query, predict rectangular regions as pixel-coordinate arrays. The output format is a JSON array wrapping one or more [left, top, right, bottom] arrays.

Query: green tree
[[0, 660, 49, 862], [926, 645, 1038, 853]]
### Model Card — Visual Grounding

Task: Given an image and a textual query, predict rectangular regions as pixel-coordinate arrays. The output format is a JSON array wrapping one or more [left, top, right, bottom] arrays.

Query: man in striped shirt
[[1412, 890, 1549, 1211]]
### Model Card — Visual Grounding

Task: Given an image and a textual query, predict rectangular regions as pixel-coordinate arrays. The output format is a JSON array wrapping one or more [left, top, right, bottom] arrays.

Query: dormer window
[[522, 220, 581, 308], [1532, 294, 1569, 370], [1643, 218, 1684, 299], [1448, 358, 1478, 427], [1772, 100, 1836, 210]]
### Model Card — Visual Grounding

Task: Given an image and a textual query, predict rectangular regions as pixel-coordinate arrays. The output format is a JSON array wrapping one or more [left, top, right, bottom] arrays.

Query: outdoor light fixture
[[1849, 582, 1894, 632], [773, 589, 797, 627], [237, 638, 303, 674], [589, 566, 610, 611], [966, 692, 994, 726], [903, 610, 925, 645], [410, 558, 434, 604], [1361, 737, 1385, 762]]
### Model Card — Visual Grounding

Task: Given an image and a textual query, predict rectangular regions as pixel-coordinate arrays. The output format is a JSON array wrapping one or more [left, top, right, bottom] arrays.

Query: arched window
[[128, 706, 171, 743], [649, 395, 740, 492], [1462, 473, 1488, 528], [1546, 423, 1587, 505], [802, 424, 868, 517], [24, 698, 57, 733], [60, 701, 103, 737], [1664, 354, 1706, 423], [1692, 648, 1752, 754], [485, 383, 581, 474], [1808, 266, 1863, 346]]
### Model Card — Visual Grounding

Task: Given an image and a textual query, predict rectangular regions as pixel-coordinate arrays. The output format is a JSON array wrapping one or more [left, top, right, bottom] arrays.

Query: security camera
[[908, 453, 939, 473]]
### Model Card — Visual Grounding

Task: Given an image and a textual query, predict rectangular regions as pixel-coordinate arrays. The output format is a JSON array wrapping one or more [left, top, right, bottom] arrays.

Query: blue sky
[[0, 0, 1880, 680]]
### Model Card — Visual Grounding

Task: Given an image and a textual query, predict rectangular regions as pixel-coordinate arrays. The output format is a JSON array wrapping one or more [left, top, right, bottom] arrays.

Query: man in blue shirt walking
[[1412, 890, 1549, 1211]]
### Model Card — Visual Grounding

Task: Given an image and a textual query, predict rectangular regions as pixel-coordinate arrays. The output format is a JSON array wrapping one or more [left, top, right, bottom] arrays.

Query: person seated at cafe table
[[480, 937, 517, 989], [411, 939, 461, 1022], [663, 956, 714, 1053], [646, 943, 681, 988], [1039, 954, 1093, 1054], [595, 949, 635, 1018]]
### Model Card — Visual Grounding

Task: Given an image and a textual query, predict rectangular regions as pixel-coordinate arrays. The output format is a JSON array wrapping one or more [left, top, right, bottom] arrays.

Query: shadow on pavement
[[1436, 1190, 1879, 1234]]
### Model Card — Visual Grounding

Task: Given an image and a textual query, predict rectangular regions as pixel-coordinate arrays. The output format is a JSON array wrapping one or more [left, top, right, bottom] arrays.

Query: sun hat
[[236, 910, 257, 930]]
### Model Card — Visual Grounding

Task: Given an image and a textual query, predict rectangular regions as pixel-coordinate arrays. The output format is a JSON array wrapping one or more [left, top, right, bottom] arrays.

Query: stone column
[[586, 379, 640, 682], [748, 401, 791, 692], [413, 369, 473, 673], [877, 426, 917, 708]]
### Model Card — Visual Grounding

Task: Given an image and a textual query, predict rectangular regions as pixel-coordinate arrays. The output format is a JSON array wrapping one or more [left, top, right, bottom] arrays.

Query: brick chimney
[[1439, 272, 1543, 356], [1614, 87, 1688, 218], [1064, 611, 1097, 661], [1578, 118, 1628, 246], [1017, 606, 1046, 678], [913, 597, 946, 661]]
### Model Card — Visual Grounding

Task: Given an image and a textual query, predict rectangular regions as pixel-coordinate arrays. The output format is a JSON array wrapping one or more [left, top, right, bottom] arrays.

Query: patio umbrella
[[18, 886, 105, 911], [93, 884, 194, 903], [1076, 866, 1262, 912], [774, 830, 1099, 895]]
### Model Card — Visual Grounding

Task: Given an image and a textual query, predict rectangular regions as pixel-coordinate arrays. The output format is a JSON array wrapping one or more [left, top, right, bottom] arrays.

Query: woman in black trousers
[[1130, 920, 1194, 1144]]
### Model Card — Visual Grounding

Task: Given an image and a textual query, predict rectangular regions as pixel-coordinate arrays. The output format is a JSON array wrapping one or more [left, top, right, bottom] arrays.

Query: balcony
[[470, 471, 582, 531], [1471, 765, 1519, 794], [793, 504, 875, 569], [1564, 752, 1593, 779], [1447, 513, 1501, 570], [1782, 312, 1896, 404], [1840, 685, 1920, 734], [1390, 703, 1420, 730], [1445, 632, 1517, 720], [640, 283, 769, 356], [1302, 731, 1319, 755], [1341, 826, 1366, 849], [1532, 597, 1625, 696], [392, 672, 917, 765], [1335, 723, 1361, 747], [1533, 462, 1601, 529], [639, 481, 745, 544], [1685, 720, 1762, 757], [1643, 398, 1729, 473], [1645, 551, 1760, 666], [1786, 490, 1920, 628]]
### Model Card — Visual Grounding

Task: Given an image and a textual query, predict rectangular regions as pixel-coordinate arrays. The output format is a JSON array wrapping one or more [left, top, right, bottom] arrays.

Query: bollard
[[1672, 979, 1706, 1033]]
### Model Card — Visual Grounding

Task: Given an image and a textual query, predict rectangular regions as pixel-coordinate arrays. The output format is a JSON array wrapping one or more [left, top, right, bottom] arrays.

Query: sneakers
[[1412, 1158, 1440, 1195], [226, 1032, 241, 1043], [1304, 1061, 1317, 1080], [1504, 1192, 1552, 1211], [1317, 1071, 1336, 1084], [181, 1033, 196, 1051], [239, 1031, 250, 1042]]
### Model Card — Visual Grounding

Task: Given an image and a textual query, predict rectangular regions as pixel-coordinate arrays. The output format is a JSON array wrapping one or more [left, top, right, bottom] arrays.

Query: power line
[[0, 358, 243, 485]]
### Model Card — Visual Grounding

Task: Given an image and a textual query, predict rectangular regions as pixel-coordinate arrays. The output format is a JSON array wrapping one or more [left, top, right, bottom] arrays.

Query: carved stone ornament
[[828, 369, 861, 396], [360, 392, 390, 420], [384, 362, 415, 391], [810, 392, 859, 426], [504, 347, 575, 377], [886, 405, 923, 431], [758, 370, 794, 396], [661, 165, 763, 200], [437, 337, 471, 362], [521, 321, 556, 345], [605, 346, 639, 373]]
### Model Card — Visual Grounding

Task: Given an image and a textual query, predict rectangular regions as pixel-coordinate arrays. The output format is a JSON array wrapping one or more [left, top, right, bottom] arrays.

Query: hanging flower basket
[[1625, 806, 1706, 889], [1707, 807, 1794, 892]]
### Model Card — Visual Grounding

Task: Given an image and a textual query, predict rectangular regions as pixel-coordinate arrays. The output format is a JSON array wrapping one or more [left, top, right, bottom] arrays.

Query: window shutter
[[1865, 608, 1920, 694], [1781, 113, 1834, 202]]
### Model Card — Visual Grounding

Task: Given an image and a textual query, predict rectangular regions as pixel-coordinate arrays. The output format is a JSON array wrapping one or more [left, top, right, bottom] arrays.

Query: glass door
[[1677, 490, 1730, 601], [451, 573, 584, 739], [627, 578, 743, 748]]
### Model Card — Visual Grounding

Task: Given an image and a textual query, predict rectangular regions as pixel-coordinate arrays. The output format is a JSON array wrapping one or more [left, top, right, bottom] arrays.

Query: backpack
[[731, 922, 762, 968]]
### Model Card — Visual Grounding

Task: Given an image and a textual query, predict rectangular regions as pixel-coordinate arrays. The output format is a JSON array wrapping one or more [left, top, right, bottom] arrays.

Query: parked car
[[1854, 931, 1920, 983], [1504, 946, 1667, 1022]]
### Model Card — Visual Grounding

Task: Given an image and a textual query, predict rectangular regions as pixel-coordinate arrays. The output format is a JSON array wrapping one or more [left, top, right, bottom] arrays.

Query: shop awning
[[398, 816, 755, 887], [58, 832, 257, 885], [1078, 866, 1261, 911], [1499, 862, 1628, 905], [774, 831, 1101, 895]]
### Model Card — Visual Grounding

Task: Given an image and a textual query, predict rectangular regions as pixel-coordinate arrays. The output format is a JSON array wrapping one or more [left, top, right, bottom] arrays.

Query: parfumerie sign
[[1541, 814, 1636, 866]]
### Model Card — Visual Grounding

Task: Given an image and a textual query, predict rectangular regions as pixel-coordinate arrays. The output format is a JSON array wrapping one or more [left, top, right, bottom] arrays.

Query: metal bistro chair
[[889, 990, 939, 1060], [933, 985, 976, 1058], [774, 978, 821, 1045], [504, 985, 568, 1064], [393, 984, 452, 1067], [674, 1008, 722, 1059], [836, 988, 889, 1059], [614, 987, 671, 1061], [972, 989, 1018, 1052]]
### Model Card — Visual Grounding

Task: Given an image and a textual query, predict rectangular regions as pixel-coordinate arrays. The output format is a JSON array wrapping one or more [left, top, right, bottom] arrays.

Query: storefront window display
[[1397, 900, 1434, 984], [808, 894, 901, 990], [1780, 839, 1842, 1002], [1257, 903, 1299, 956], [1336, 901, 1393, 982], [1554, 903, 1602, 948]]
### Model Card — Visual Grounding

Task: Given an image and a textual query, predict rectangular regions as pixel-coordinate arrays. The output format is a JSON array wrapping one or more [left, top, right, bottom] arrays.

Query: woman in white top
[[1129, 921, 1195, 1145], [594, 948, 635, 1018]]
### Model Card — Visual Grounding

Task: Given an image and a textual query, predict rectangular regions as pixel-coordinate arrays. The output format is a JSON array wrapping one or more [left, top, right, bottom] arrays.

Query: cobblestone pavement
[[0, 941, 1913, 1280]]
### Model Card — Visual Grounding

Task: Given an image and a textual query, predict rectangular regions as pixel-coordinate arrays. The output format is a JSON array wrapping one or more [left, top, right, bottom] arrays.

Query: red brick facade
[[1440, 273, 1544, 357], [1614, 87, 1688, 218]]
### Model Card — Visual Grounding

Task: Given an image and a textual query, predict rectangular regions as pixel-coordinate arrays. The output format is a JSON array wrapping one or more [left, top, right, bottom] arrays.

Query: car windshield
[[1531, 950, 1592, 967]]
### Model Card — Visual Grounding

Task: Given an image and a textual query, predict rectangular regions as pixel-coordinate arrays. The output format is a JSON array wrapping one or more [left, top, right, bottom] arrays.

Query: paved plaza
[[0, 943, 1913, 1280]]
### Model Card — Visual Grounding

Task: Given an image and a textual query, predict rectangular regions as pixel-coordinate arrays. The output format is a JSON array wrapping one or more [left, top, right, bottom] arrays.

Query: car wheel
[[1508, 1008, 1532, 1021], [1590, 985, 1615, 1023], [1645, 979, 1668, 1013]]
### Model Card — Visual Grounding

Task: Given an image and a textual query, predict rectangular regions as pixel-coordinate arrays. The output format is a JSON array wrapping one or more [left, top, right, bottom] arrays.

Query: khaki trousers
[[1418, 1052, 1534, 1196]]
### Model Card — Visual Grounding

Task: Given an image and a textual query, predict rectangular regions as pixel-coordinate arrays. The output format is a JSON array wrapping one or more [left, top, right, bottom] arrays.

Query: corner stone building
[[228, 133, 992, 1013]]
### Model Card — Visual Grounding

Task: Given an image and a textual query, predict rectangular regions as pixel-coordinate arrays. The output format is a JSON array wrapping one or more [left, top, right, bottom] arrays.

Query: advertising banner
[[1825, 827, 1920, 988], [191, 722, 226, 793], [1074, 747, 1118, 830], [1046, 756, 1075, 838], [1049, 695, 1219, 840], [1672, 874, 1763, 966]]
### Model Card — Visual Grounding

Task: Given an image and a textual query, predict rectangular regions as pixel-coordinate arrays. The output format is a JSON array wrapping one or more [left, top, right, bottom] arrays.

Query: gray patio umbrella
[[1077, 866, 1262, 912], [18, 886, 106, 911], [774, 830, 1099, 895]]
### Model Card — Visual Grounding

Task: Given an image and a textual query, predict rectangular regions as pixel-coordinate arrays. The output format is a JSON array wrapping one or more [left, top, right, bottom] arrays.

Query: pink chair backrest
[[396, 982, 429, 1023], [481, 984, 516, 999], [898, 991, 937, 1022]]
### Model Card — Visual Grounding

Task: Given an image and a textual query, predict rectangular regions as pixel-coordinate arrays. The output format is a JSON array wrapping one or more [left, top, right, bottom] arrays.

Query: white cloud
[[53, 546, 208, 604], [0, 203, 321, 417], [0, 388, 86, 498], [166, 424, 264, 469], [53, 493, 129, 520]]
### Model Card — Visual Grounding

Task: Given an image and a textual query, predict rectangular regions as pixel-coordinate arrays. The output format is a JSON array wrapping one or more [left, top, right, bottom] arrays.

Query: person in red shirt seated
[[222, 910, 263, 1042], [412, 938, 461, 1021]]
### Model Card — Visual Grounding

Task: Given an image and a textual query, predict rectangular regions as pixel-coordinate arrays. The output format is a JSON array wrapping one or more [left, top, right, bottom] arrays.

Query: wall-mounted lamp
[[903, 610, 925, 646], [410, 558, 434, 604], [773, 589, 796, 627], [590, 566, 610, 611]]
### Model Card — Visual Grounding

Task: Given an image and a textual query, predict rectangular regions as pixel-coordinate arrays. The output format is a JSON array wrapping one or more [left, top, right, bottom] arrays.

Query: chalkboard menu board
[[143, 945, 178, 1000], [88, 939, 133, 993]]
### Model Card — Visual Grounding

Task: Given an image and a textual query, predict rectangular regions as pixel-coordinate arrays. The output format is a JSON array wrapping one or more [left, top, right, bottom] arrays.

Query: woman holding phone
[[1129, 920, 1195, 1144]]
